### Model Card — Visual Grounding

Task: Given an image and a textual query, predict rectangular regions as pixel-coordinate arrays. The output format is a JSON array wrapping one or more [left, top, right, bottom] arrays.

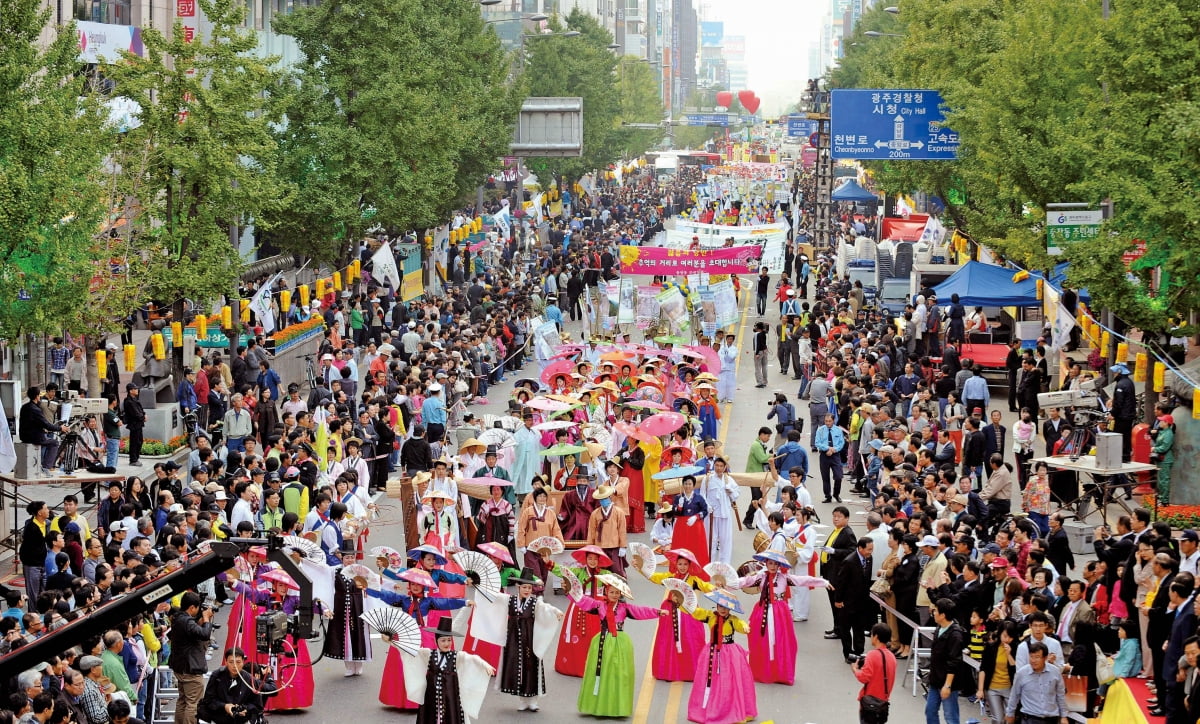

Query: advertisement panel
[[618, 246, 763, 275], [77, 21, 144, 63], [396, 243, 423, 301], [700, 21, 724, 47]]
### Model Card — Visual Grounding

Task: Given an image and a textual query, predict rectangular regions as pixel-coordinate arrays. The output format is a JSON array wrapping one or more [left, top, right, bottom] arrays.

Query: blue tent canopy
[[931, 261, 1041, 307], [1045, 262, 1091, 304], [831, 179, 879, 203]]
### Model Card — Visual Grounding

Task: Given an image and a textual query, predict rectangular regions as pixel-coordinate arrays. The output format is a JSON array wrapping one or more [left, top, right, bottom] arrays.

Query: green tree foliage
[[0, 0, 110, 336], [270, 0, 522, 262], [523, 10, 621, 178], [105, 0, 288, 308], [616, 57, 665, 158]]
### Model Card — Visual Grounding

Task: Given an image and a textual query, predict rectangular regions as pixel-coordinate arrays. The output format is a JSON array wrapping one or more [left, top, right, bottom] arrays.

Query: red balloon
[[738, 90, 761, 115], [715, 91, 732, 108]]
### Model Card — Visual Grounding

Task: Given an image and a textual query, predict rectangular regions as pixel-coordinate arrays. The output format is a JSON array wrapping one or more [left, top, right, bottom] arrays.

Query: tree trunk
[[83, 335, 101, 398], [172, 298, 189, 386]]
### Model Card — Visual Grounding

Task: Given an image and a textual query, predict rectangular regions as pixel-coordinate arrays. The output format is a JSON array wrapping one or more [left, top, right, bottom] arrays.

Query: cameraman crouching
[[169, 592, 215, 724], [198, 648, 272, 724]]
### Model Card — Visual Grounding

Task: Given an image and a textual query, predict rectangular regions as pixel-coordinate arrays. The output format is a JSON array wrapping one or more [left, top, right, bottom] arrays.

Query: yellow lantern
[[196, 314, 207, 339], [333, 271, 343, 291], [221, 305, 233, 329], [1100, 331, 1110, 355], [151, 333, 166, 360], [1035, 278, 1044, 300], [349, 260, 360, 283], [123, 344, 136, 372], [240, 299, 250, 322], [315, 278, 326, 299], [95, 349, 106, 375], [1154, 364, 1166, 392], [171, 321, 183, 347], [1134, 353, 1147, 382], [298, 284, 310, 308], [1194, 389, 1200, 420], [280, 290, 291, 316], [1116, 342, 1128, 363]]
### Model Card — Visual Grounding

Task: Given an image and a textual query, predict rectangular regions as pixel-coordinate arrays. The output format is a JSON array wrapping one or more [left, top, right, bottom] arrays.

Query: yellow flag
[[315, 419, 330, 470]]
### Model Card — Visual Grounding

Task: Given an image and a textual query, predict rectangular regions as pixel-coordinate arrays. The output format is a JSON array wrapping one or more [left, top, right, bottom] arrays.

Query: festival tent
[[931, 261, 1041, 307], [831, 179, 880, 203], [881, 214, 930, 242]]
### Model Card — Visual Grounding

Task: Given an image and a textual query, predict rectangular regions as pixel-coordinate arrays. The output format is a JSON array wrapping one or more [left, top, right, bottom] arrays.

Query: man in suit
[[981, 409, 1008, 461], [1181, 635, 1200, 724], [1016, 357, 1042, 417], [1004, 339, 1023, 412], [1092, 514, 1137, 589], [1054, 578, 1095, 657], [1046, 512, 1075, 574], [1042, 407, 1068, 455], [832, 536, 876, 664], [1161, 581, 1196, 721], [821, 506, 857, 641], [1149, 553, 1181, 714]]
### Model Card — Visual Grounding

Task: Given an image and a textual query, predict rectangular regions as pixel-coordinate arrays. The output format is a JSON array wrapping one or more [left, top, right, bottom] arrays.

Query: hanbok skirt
[[747, 599, 798, 684], [669, 521, 711, 571], [687, 643, 757, 724], [651, 606, 706, 681], [555, 597, 599, 677], [379, 630, 435, 709], [267, 636, 314, 710], [577, 631, 637, 718], [223, 593, 261, 658], [462, 608, 502, 670]]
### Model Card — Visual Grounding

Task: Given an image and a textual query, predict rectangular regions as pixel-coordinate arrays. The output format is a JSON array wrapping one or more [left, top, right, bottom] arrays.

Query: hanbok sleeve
[[621, 602, 663, 621], [785, 573, 830, 589], [731, 616, 750, 635], [469, 591, 510, 646], [455, 651, 493, 720], [532, 599, 564, 660], [400, 648, 433, 707]]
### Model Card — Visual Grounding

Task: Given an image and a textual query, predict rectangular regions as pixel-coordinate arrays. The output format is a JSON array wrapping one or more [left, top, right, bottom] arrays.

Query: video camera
[[57, 392, 107, 426], [1035, 387, 1109, 427]]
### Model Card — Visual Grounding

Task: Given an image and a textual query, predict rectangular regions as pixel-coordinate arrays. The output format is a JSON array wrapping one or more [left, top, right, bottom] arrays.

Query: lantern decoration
[[1134, 353, 1147, 383], [333, 270, 343, 291], [316, 278, 326, 299], [151, 333, 166, 361], [171, 321, 183, 347], [1116, 342, 1128, 363], [1193, 389, 1200, 420], [280, 290, 291, 317], [1100, 331, 1110, 356], [123, 344, 136, 372], [298, 284, 310, 308], [1011, 270, 1029, 283], [95, 349, 106, 376], [221, 305, 233, 329], [1154, 364, 1166, 393], [240, 299, 251, 322], [1035, 278, 1043, 300]]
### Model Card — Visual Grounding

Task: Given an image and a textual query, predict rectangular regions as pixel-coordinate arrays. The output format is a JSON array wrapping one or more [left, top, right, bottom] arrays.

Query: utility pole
[[802, 79, 834, 252]]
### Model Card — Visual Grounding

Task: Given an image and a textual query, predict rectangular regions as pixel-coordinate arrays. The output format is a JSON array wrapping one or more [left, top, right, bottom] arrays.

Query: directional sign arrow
[[875, 140, 888, 148], [913, 141, 924, 149]]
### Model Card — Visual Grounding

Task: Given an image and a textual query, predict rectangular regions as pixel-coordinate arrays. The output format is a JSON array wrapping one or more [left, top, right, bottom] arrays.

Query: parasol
[[533, 420, 575, 432], [539, 443, 587, 457], [683, 345, 722, 373], [651, 464, 705, 480], [545, 393, 580, 404], [623, 399, 669, 412], [525, 397, 574, 412], [600, 351, 632, 362], [460, 475, 513, 488], [261, 569, 299, 590], [629, 541, 657, 579], [662, 578, 698, 613], [613, 421, 655, 444], [642, 411, 687, 437], [476, 428, 516, 447], [653, 334, 688, 346], [540, 360, 573, 386]]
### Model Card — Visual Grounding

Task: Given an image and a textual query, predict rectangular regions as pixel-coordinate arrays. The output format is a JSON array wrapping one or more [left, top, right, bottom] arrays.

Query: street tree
[[616, 57, 665, 159], [269, 0, 522, 264]]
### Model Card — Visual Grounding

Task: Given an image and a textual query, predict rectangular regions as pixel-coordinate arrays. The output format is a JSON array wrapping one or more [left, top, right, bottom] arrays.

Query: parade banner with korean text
[[397, 242, 423, 301], [619, 245, 763, 275], [636, 286, 660, 329]]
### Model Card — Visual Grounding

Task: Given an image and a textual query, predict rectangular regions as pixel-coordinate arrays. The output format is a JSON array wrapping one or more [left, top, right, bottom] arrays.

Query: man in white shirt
[[230, 482, 255, 531], [332, 438, 372, 490], [1016, 611, 1064, 668], [1180, 530, 1200, 577], [864, 512, 891, 579]]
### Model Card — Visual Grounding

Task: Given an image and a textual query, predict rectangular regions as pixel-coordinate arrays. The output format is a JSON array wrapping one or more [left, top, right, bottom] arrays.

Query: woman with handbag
[[872, 528, 903, 653], [890, 534, 921, 659]]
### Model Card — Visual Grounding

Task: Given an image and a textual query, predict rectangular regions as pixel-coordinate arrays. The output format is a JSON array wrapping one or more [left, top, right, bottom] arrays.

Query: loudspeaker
[[1095, 432, 1123, 470]]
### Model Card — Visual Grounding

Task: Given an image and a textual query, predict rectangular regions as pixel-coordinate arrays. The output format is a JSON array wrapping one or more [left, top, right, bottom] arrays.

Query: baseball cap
[[982, 543, 1002, 554], [322, 353, 335, 361], [1182, 530, 1200, 543], [284, 466, 300, 479], [990, 558, 1010, 569], [109, 520, 126, 532], [918, 534, 939, 548], [867, 439, 885, 451]]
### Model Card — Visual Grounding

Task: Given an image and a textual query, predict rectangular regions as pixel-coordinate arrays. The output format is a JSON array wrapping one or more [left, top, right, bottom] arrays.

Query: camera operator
[[169, 592, 215, 724], [197, 648, 271, 724]]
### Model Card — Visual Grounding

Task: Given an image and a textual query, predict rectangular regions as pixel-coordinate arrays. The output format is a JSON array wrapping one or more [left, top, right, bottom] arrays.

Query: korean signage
[[1046, 209, 1102, 255], [683, 114, 731, 127], [830, 89, 960, 160], [618, 245, 764, 275], [77, 21, 144, 63], [396, 243, 423, 301]]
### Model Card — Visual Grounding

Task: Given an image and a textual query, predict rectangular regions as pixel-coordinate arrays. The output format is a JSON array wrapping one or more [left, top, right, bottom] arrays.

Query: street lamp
[[523, 30, 580, 38], [486, 12, 548, 23], [884, 6, 900, 13], [864, 30, 905, 37]]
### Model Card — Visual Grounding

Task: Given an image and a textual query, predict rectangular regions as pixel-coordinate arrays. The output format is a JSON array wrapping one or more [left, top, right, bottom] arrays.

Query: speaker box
[[1095, 432, 1123, 470]]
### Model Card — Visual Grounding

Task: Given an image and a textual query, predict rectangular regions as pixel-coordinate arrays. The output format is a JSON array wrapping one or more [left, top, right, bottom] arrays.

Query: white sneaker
[[517, 701, 529, 711], [529, 702, 540, 712]]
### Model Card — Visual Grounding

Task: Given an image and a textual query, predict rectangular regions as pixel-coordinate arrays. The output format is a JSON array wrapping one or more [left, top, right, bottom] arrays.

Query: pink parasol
[[614, 421, 655, 443], [525, 397, 574, 412], [550, 350, 579, 361], [641, 411, 687, 437], [533, 420, 575, 432], [540, 360, 574, 386], [261, 569, 299, 590], [683, 345, 721, 373], [623, 399, 669, 411], [460, 475, 514, 488]]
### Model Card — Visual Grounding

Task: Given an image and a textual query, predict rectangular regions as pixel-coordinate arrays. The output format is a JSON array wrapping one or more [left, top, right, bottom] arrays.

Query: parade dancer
[[734, 550, 829, 685], [699, 457, 739, 566], [570, 575, 668, 718], [791, 505, 821, 622], [409, 544, 470, 630], [586, 485, 628, 576], [322, 540, 372, 676], [468, 567, 564, 712], [687, 589, 757, 724], [640, 548, 713, 682], [553, 546, 612, 677], [400, 617, 495, 724]]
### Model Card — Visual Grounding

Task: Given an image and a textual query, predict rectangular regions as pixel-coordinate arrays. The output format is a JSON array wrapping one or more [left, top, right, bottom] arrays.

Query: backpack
[[926, 305, 941, 334]]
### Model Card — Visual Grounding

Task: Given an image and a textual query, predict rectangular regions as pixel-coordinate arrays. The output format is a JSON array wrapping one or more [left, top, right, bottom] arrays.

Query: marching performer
[[687, 589, 756, 724], [585, 485, 628, 576], [643, 549, 713, 682], [400, 617, 495, 724], [670, 475, 710, 569], [468, 567, 564, 712], [791, 505, 821, 622], [650, 498, 676, 551], [698, 457, 739, 566], [515, 487, 564, 586], [409, 544, 470, 630], [569, 574, 668, 718], [734, 550, 829, 685], [322, 540, 372, 677], [553, 546, 612, 677]]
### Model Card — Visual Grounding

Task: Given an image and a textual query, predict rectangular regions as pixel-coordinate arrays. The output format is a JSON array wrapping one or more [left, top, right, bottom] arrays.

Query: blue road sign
[[830, 89, 959, 160], [682, 114, 731, 127], [786, 116, 819, 138]]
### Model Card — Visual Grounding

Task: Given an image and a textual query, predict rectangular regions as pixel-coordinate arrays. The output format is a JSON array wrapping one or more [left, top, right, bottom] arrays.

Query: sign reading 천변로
[[830, 89, 960, 160], [1046, 210, 1103, 255]]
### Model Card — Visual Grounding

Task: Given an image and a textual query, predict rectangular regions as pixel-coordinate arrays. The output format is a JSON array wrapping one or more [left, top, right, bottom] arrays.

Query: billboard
[[77, 21, 144, 63], [510, 97, 583, 157], [700, 21, 724, 47], [723, 35, 746, 61]]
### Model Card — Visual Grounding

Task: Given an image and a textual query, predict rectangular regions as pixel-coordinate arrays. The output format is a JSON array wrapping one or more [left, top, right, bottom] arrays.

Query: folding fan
[[559, 566, 583, 600], [628, 542, 657, 579], [527, 536, 564, 556], [662, 578, 698, 613], [283, 535, 324, 563], [340, 563, 380, 589], [369, 546, 405, 569], [454, 551, 501, 592], [360, 608, 422, 656], [703, 562, 739, 590]]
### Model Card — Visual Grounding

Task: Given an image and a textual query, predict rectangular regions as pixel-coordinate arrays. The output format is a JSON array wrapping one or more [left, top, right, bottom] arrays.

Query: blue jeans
[[106, 438, 119, 469], [226, 436, 246, 453], [925, 687, 960, 724]]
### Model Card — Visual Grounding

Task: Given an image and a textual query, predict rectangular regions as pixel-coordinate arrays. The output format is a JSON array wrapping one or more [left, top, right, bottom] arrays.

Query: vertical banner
[[397, 242, 423, 301], [699, 288, 717, 338], [711, 279, 739, 329], [657, 287, 689, 336], [603, 282, 621, 331], [636, 286, 660, 330], [617, 278, 636, 325]]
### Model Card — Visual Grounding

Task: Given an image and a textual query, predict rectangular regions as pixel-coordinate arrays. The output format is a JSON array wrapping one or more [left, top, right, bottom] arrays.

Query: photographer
[[169, 592, 215, 724], [197, 648, 271, 724]]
